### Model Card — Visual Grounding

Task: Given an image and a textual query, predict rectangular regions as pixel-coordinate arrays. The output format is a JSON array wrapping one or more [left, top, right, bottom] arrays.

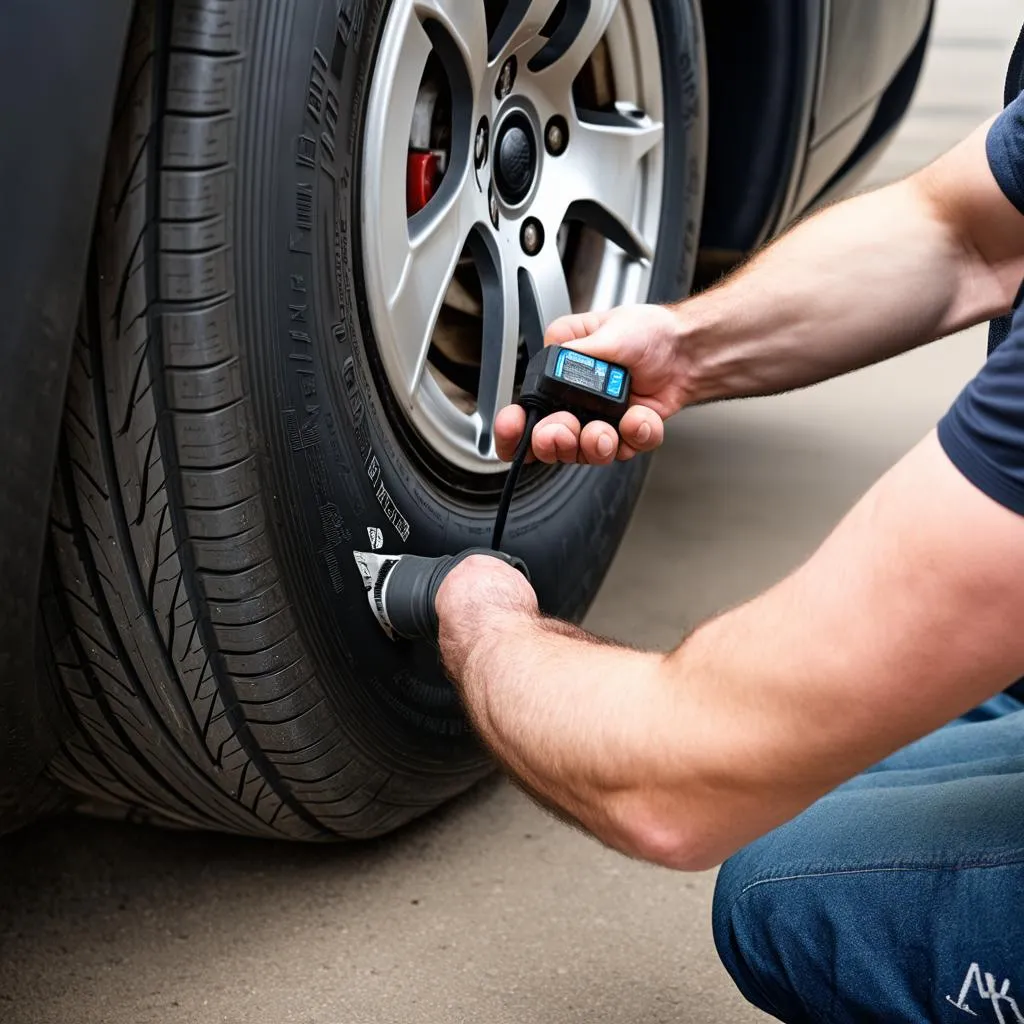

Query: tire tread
[[46, 0, 432, 840]]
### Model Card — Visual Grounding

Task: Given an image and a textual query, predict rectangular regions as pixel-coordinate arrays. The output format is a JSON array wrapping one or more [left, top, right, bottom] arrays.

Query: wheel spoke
[[367, 6, 439, 287], [490, 0, 565, 62], [563, 104, 664, 261], [529, 0, 619, 81], [412, 0, 489, 88], [472, 235, 521, 453], [369, 1, 435, 223], [383, 187, 477, 402], [519, 244, 573, 345]]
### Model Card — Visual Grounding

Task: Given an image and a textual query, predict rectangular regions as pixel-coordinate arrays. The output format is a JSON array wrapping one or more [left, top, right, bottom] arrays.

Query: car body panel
[[801, 1, 934, 215], [791, 0, 934, 213], [699, 0, 822, 256], [814, 0, 933, 145]]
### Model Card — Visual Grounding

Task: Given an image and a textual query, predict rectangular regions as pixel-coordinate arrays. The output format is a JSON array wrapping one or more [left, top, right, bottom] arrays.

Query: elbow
[[909, 167, 1022, 325], [631, 833, 720, 874], [612, 798, 730, 873]]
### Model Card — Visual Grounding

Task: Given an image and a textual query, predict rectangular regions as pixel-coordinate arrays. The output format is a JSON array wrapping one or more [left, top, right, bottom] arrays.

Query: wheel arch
[[693, 0, 934, 286], [694, 0, 821, 283]]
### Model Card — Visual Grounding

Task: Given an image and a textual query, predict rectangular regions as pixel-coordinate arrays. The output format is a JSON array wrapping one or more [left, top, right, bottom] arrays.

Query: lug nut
[[521, 218, 544, 256], [474, 117, 489, 168], [489, 187, 500, 229], [496, 56, 517, 101], [545, 116, 569, 156]]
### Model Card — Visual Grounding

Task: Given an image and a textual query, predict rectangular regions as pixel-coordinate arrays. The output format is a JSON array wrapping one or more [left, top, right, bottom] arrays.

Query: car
[[0, 0, 934, 839]]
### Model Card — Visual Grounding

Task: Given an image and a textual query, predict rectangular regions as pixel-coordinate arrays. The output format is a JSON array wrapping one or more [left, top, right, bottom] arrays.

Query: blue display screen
[[554, 350, 625, 398]]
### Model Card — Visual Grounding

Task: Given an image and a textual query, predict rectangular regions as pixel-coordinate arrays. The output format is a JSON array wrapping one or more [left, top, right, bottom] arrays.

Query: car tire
[[44, 0, 706, 839]]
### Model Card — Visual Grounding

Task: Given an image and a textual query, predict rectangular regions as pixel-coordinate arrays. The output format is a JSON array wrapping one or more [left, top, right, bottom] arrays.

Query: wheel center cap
[[494, 114, 537, 205]]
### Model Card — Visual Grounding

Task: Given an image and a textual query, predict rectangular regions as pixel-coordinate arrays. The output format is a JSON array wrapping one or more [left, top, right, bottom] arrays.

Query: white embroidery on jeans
[[947, 963, 1024, 1023]]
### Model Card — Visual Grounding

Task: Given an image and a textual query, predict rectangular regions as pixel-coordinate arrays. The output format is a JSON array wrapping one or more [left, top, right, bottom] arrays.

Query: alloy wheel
[[362, 0, 665, 473]]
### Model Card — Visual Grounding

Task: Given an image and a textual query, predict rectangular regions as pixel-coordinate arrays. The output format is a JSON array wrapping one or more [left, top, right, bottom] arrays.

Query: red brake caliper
[[407, 151, 440, 216]]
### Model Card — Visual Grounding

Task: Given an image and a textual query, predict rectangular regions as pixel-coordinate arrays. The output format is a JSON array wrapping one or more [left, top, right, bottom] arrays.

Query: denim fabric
[[713, 696, 1024, 1023]]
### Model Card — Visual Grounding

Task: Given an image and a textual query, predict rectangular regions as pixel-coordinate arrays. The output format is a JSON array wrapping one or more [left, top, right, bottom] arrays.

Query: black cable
[[491, 407, 540, 551]]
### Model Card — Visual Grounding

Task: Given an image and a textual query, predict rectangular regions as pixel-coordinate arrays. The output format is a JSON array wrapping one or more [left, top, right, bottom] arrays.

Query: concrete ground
[[1, 3, 1019, 1022]]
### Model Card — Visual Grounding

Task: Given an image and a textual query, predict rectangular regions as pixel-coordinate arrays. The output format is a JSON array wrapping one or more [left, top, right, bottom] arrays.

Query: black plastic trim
[[698, 0, 819, 253], [0, 0, 133, 790]]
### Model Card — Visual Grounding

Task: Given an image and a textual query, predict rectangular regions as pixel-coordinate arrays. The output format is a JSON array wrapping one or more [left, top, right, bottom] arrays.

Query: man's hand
[[495, 304, 691, 465], [435, 554, 539, 681]]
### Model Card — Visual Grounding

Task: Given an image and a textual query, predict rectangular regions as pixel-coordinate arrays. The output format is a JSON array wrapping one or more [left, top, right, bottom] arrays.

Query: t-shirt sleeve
[[987, 89, 1024, 214], [939, 307, 1024, 516], [938, 89, 1024, 511]]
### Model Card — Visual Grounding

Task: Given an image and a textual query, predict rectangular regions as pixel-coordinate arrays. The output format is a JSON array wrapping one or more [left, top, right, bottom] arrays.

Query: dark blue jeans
[[713, 694, 1024, 1023]]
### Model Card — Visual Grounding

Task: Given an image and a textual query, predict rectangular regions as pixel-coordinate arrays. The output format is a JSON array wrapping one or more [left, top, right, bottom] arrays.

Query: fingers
[[544, 310, 612, 347], [618, 405, 664, 455], [495, 404, 527, 462], [578, 407, 664, 464], [495, 404, 664, 466], [531, 412, 582, 464], [496, 406, 602, 465], [496, 407, 591, 465], [529, 409, 663, 465], [579, 421, 619, 466]]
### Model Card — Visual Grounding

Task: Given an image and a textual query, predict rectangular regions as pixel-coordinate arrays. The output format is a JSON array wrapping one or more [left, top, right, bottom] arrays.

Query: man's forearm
[[682, 182, 959, 403], [448, 601, 835, 872], [449, 600, 845, 872], [680, 125, 1015, 405], [447, 608, 681, 862]]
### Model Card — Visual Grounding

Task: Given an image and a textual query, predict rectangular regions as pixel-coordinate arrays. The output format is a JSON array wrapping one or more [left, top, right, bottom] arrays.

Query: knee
[[712, 844, 820, 1024]]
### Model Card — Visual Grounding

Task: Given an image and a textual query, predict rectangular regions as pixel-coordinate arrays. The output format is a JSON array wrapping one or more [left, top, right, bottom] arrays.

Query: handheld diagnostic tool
[[519, 345, 632, 426]]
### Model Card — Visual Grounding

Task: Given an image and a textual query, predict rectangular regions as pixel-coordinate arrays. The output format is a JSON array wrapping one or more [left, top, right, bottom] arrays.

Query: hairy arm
[[684, 121, 1024, 402], [499, 121, 1024, 465], [439, 436, 1024, 869]]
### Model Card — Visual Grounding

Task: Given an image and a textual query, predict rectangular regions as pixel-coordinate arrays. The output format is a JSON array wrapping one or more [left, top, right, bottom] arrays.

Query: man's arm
[[682, 120, 1024, 403], [439, 433, 1024, 870], [499, 119, 1024, 465]]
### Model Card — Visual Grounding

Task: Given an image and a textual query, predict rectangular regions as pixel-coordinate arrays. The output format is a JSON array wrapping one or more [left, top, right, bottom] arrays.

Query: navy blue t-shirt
[[937, 86, 1024, 514]]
